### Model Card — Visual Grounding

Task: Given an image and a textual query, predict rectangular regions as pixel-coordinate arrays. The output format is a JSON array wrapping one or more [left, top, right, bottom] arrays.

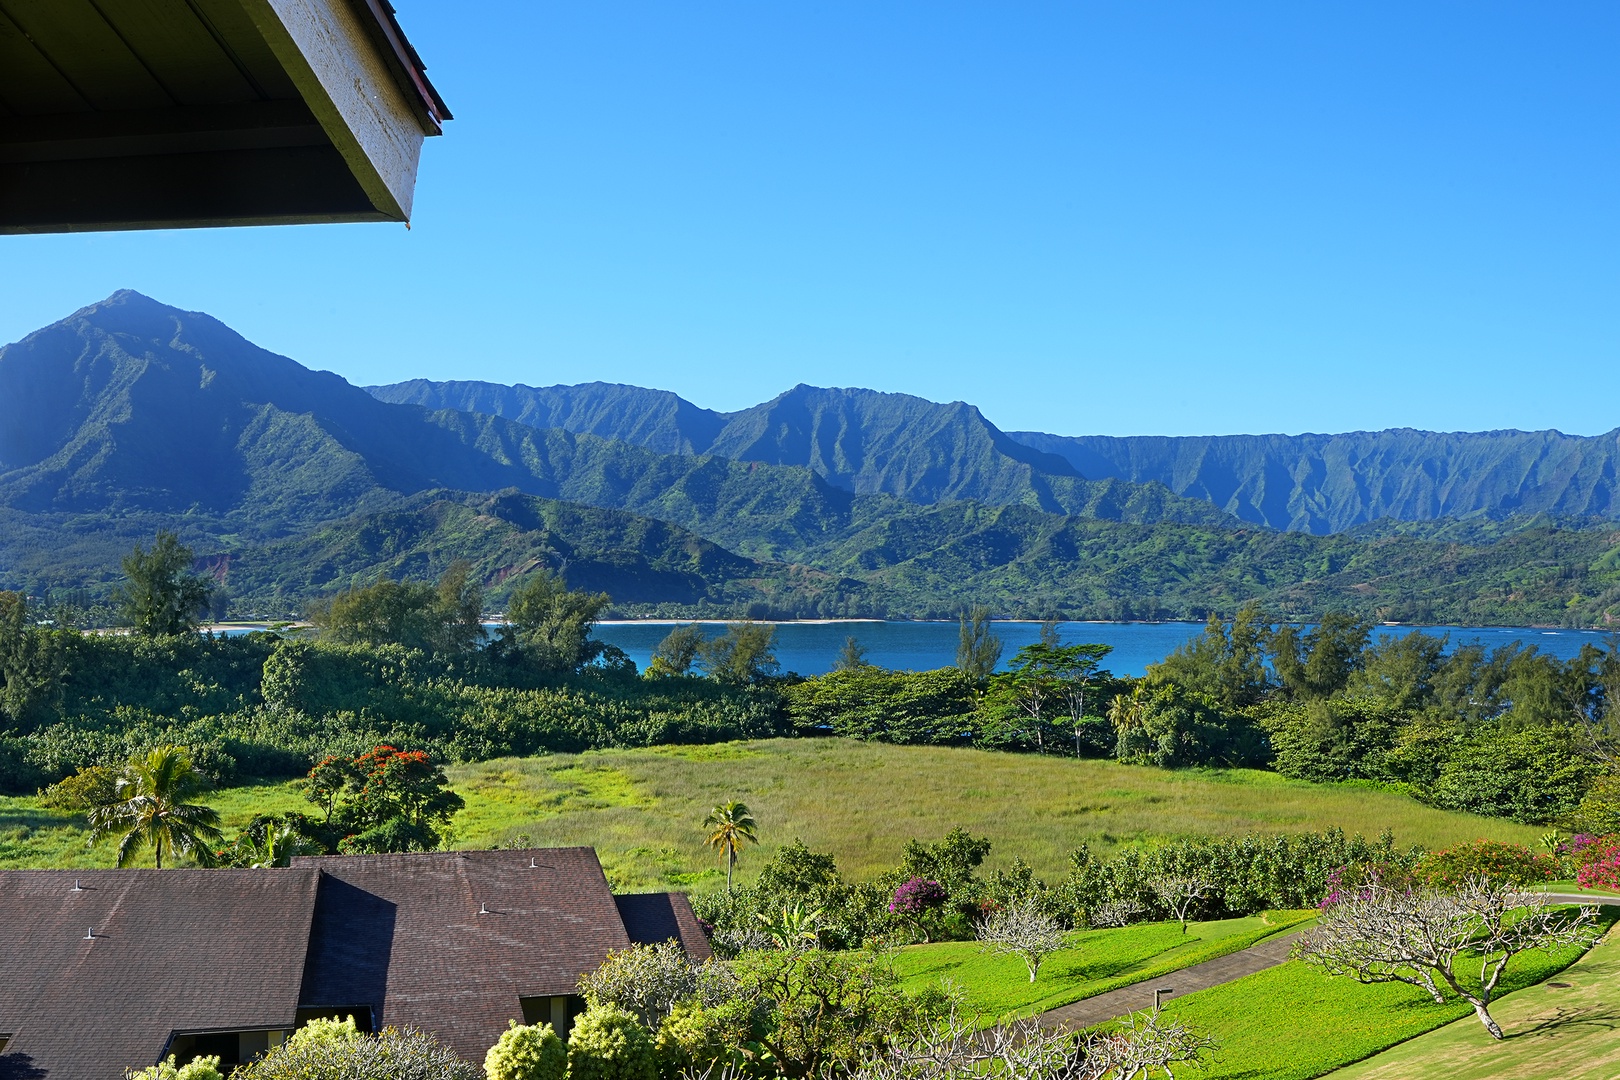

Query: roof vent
[[84, 927, 95, 940], [479, 902, 489, 915], [72, 879, 84, 892]]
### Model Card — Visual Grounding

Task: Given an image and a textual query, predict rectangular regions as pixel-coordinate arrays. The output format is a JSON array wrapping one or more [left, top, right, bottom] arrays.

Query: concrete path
[[1538, 893, 1620, 906], [1038, 932, 1302, 1032]]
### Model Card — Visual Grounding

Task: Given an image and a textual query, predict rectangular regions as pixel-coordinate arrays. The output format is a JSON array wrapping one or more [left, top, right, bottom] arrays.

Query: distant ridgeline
[[0, 290, 1617, 624]]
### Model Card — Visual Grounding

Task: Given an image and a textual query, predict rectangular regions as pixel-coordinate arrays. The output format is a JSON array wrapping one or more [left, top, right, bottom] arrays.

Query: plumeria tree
[[977, 897, 1069, 982], [1294, 874, 1599, 1039]]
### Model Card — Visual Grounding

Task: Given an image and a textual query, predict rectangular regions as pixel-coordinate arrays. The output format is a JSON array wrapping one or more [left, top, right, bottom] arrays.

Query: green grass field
[[1327, 928, 1620, 1079], [0, 739, 1545, 885], [1140, 910, 1616, 1080], [893, 911, 1313, 1021]]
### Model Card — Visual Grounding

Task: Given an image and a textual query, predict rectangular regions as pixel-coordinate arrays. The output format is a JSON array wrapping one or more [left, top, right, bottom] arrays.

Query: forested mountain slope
[[1010, 428, 1620, 533], [376, 377, 1620, 534], [370, 379, 1188, 517]]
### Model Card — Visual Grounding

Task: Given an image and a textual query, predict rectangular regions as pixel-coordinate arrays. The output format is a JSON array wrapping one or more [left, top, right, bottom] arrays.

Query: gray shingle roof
[[290, 848, 635, 1060], [0, 849, 710, 1077], [0, 869, 320, 1079]]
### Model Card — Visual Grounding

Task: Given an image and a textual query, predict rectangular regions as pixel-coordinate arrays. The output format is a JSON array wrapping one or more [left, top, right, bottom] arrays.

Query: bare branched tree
[[839, 1000, 1214, 1080], [1091, 1008, 1219, 1079], [1087, 899, 1148, 929], [1293, 875, 1600, 1039], [1146, 872, 1219, 934], [978, 897, 1070, 982]]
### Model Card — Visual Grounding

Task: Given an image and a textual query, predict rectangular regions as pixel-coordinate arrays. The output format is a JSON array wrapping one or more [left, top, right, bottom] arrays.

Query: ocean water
[[592, 620, 1617, 678]]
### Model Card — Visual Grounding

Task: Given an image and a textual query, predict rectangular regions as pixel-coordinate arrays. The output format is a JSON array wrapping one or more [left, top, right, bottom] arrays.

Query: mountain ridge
[[373, 376, 1620, 533]]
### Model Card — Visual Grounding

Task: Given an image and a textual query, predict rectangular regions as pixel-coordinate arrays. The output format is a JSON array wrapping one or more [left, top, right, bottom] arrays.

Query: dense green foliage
[[565, 1007, 659, 1080], [0, 623, 785, 795], [777, 608, 1620, 824]]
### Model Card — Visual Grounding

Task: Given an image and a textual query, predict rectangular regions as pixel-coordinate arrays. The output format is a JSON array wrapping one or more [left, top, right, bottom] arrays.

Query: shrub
[[652, 1000, 753, 1076], [290, 1014, 364, 1048], [485, 1020, 566, 1080], [888, 877, 947, 941], [1573, 834, 1620, 891], [578, 941, 700, 1028], [127, 1055, 224, 1080], [565, 1007, 658, 1080], [1417, 840, 1558, 889], [1573, 773, 1620, 835], [1423, 723, 1598, 823], [234, 1026, 478, 1080]]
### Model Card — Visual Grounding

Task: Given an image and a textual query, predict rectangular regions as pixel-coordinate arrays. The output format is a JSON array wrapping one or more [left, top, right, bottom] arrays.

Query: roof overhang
[[0, 0, 450, 233]]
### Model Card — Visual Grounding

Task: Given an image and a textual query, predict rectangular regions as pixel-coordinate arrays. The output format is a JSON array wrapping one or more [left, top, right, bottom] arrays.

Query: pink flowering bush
[[890, 877, 946, 915], [889, 877, 947, 941], [1417, 840, 1558, 889], [1573, 835, 1620, 890]]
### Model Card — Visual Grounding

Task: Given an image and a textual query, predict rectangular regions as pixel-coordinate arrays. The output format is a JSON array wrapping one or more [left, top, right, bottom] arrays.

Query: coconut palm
[[703, 800, 758, 892], [88, 746, 224, 868]]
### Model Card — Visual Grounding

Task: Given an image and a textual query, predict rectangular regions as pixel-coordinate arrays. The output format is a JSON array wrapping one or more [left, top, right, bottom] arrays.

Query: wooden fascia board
[[236, 0, 434, 222]]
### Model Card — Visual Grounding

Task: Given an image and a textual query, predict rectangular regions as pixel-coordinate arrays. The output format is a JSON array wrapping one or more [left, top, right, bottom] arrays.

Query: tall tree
[[313, 562, 486, 655], [116, 532, 212, 637], [647, 623, 705, 677], [1271, 613, 1372, 700], [88, 746, 224, 868], [834, 635, 870, 672], [703, 800, 759, 892], [505, 568, 611, 673], [0, 591, 64, 731], [956, 606, 1002, 682], [698, 620, 779, 684]]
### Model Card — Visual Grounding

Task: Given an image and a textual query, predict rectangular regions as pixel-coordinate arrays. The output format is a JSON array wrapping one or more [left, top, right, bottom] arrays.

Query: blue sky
[[3, 2, 1617, 437]]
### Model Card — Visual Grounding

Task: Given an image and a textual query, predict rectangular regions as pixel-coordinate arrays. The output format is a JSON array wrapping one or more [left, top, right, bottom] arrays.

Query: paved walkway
[[1038, 932, 1302, 1031], [1538, 893, 1620, 906], [1037, 893, 1620, 1033]]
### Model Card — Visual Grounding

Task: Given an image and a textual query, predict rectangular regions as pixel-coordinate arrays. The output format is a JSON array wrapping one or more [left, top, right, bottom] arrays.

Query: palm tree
[[703, 800, 758, 892], [89, 746, 224, 868]]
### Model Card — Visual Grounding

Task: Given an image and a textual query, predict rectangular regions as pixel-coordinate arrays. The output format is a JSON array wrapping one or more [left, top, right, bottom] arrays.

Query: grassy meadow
[[0, 738, 1544, 886]]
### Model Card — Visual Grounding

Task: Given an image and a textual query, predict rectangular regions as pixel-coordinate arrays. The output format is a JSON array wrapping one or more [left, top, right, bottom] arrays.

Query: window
[[519, 995, 585, 1037], [166, 1029, 289, 1070]]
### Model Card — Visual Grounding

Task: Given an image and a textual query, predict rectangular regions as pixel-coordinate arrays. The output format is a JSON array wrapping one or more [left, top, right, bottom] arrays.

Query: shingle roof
[[0, 849, 711, 1077], [0, 869, 321, 1079], [615, 893, 714, 962], [292, 848, 634, 1060]]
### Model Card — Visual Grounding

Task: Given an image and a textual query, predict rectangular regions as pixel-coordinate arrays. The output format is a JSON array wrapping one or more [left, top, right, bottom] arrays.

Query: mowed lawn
[[894, 912, 1313, 1021], [1142, 909, 1617, 1080], [1, 738, 1543, 885], [1327, 927, 1620, 1080]]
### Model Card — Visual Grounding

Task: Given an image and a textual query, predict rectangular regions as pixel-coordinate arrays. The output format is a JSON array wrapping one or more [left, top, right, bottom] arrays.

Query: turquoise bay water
[[592, 621, 1616, 678]]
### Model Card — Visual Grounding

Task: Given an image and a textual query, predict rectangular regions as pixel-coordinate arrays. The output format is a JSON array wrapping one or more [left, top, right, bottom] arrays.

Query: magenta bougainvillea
[[1573, 835, 1620, 891], [889, 877, 947, 916]]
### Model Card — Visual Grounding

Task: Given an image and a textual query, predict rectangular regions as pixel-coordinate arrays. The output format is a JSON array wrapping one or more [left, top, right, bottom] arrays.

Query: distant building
[[0, 848, 709, 1076], [0, 0, 450, 233]]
